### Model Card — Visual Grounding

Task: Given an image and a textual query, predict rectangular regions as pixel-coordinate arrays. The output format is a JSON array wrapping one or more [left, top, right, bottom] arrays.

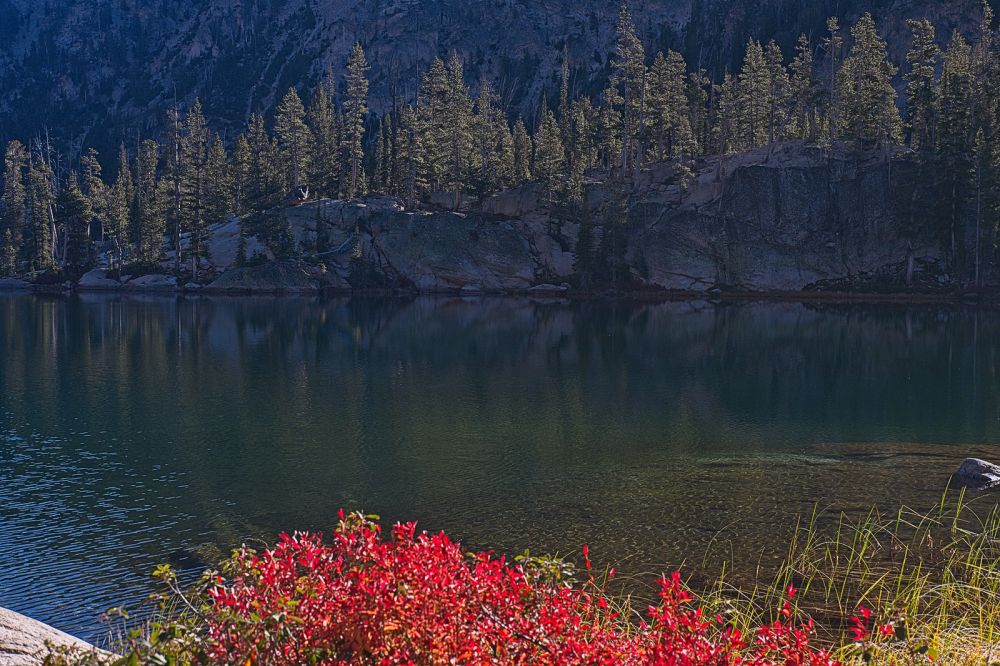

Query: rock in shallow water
[[0, 607, 109, 664], [954, 458, 1000, 489]]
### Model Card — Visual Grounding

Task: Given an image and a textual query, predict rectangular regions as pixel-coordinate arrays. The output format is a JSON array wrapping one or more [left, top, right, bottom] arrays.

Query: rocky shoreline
[[1, 142, 994, 303], [0, 607, 108, 665]]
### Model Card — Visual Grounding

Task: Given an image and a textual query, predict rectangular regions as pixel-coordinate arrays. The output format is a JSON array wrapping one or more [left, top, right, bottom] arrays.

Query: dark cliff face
[[0, 0, 981, 155]]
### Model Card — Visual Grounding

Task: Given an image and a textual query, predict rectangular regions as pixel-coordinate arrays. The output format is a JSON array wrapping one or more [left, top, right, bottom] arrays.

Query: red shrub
[[204, 512, 842, 665]]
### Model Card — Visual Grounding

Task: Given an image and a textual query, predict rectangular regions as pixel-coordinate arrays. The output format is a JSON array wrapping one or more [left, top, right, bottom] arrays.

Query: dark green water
[[1, 293, 999, 640]]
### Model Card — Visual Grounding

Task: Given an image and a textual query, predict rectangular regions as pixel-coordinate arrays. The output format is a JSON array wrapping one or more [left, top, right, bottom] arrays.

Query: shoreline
[[0, 280, 996, 306]]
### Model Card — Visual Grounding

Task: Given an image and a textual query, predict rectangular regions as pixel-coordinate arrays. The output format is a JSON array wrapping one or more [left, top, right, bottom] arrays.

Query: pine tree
[[534, 103, 566, 202], [738, 39, 770, 150], [419, 57, 451, 193], [789, 35, 820, 141], [715, 71, 741, 154], [306, 83, 341, 199], [822, 17, 844, 140], [205, 134, 234, 227], [905, 19, 939, 152], [646, 50, 696, 161], [25, 152, 56, 274], [610, 0, 646, 176], [512, 118, 533, 185], [275, 88, 311, 193], [105, 144, 133, 269], [686, 69, 711, 152], [181, 99, 210, 278], [134, 139, 166, 266], [59, 173, 94, 279], [838, 13, 903, 145], [80, 148, 106, 249], [443, 52, 473, 209], [569, 97, 598, 174], [472, 80, 510, 199], [344, 42, 370, 200], [765, 40, 790, 145], [936, 31, 975, 267], [398, 104, 426, 209], [1, 141, 27, 275], [243, 114, 293, 258]]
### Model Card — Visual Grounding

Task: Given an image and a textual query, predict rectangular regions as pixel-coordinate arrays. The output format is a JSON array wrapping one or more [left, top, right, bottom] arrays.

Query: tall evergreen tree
[[905, 19, 939, 152], [610, 0, 646, 176], [58, 173, 94, 278], [444, 52, 473, 208], [80, 148, 106, 247], [181, 99, 210, 277], [25, 152, 56, 274], [646, 51, 696, 161], [1, 141, 28, 275], [243, 113, 291, 256], [275, 88, 311, 192], [837, 13, 903, 145], [398, 104, 426, 209], [765, 40, 790, 145], [105, 144, 133, 269], [205, 134, 234, 227], [344, 42, 370, 200], [472, 80, 512, 199], [737, 39, 771, 150], [306, 83, 341, 199], [134, 139, 166, 265], [936, 31, 976, 266], [534, 103, 566, 202], [512, 118, 533, 185], [789, 35, 820, 141], [822, 17, 844, 140]]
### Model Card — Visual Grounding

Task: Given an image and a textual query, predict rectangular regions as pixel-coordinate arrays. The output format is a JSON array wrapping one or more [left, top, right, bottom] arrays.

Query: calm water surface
[[1, 293, 999, 640]]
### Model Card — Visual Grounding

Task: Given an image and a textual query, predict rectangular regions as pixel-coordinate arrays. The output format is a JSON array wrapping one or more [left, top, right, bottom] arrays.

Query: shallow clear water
[[1, 293, 999, 641]]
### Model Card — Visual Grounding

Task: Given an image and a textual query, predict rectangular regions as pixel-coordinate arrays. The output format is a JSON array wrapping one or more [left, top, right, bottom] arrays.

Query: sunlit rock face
[[0, 0, 981, 155]]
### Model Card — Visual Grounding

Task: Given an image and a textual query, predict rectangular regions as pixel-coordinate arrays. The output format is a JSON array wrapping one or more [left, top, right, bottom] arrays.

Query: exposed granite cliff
[[52, 142, 954, 298]]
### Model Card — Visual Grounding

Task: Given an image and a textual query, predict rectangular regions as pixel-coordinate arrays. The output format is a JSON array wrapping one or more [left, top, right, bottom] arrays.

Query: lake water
[[1, 293, 999, 641]]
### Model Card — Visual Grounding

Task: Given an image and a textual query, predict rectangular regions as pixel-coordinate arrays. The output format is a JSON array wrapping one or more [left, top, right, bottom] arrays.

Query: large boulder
[[954, 458, 1000, 489], [77, 269, 122, 290], [126, 274, 178, 291], [0, 606, 110, 665], [207, 262, 319, 294]]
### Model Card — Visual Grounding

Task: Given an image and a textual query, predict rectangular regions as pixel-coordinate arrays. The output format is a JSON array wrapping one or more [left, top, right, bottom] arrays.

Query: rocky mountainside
[[0, 0, 981, 156]]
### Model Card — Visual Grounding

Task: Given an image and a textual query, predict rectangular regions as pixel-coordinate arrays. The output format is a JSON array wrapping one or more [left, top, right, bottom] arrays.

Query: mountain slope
[[0, 0, 982, 156]]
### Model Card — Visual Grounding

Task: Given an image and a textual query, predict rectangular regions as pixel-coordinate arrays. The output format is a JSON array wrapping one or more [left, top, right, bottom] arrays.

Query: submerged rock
[[953, 458, 1000, 489], [0, 606, 109, 665]]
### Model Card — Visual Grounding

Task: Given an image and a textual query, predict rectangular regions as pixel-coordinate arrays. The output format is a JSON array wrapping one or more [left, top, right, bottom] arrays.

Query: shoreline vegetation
[[25, 490, 1000, 665], [3, 4, 1000, 299]]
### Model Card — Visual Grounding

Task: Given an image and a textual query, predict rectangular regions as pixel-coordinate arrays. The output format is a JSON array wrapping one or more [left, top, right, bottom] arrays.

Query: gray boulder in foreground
[[954, 458, 1000, 489], [0, 607, 109, 665]]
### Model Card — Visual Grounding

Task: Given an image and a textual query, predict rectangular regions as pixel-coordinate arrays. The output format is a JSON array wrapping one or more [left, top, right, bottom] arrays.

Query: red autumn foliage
[[204, 512, 846, 665]]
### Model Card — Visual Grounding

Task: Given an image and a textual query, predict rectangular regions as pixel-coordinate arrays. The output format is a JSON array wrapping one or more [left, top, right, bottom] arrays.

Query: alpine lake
[[1, 292, 998, 640]]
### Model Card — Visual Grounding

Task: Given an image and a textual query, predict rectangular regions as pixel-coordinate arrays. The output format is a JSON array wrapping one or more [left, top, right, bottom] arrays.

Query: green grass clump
[[692, 489, 1000, 664]]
